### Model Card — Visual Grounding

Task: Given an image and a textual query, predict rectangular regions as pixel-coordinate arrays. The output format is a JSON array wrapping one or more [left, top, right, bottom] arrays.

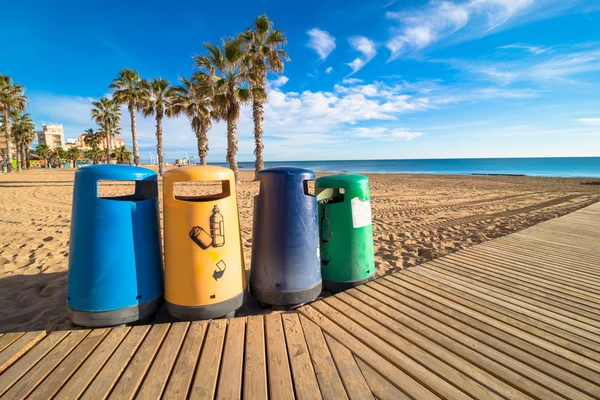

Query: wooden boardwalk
[[1, 202, 599, 399]]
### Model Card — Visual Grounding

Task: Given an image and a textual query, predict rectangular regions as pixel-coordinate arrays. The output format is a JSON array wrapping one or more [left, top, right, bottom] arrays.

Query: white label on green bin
[[351, 197, 372, 228]]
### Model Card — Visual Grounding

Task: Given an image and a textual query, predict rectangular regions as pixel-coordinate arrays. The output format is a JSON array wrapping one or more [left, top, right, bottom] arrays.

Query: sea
[[187, 157, 600, 178]]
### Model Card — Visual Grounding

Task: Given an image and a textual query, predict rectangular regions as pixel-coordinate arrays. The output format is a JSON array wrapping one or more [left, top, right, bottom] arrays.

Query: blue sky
[[2, 0, 600, 162]]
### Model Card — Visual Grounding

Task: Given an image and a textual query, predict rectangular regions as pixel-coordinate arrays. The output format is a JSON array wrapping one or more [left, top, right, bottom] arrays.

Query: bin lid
[[257, 166, 315, 178], [315, 173, 368, 188], [76, 164, 157, 181], [163, 165, 234, 182]]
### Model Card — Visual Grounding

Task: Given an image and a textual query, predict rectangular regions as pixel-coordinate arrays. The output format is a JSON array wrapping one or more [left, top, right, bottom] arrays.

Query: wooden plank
[[299, 305, 438, 399], [80, 325, 150, 399], [444, 251, 600, 311], [348, 286, 599, 399], [321, 296, 504, 400], [189, 319, 227, 400], [136, 322, 189, 400], [420, 261, 600, 331], [55, 327, 130, 399], [243, 315, 268, 400], [402, 268, 600, 358], [437, 257, 600, 320], [265, 313, 295, 399], [390, 273, 600, 368], [0, 332, 24, 353], [281, 313, 322, 400], [0, 330, 69, 396], [162, 321, 208, 399], [384, 274, 600, 374], [2, 329, 89, 399], [452, 249, 600, 302], [299, 315, 348, 400], [28, 329, 109, 400], [216, 318, 246, 400], [371, 279, 600, 387], [355, 358, 410, 400], [108, 323, 170, 400], [0, 331, 46, 373], [320, 331, 373, 400]]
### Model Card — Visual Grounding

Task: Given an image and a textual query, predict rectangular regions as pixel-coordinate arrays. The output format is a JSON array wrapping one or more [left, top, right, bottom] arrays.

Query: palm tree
[[173, 76, 214, 165], [9, 111, 34, 171], [109, 69, 149, 166], [91, 97, 121, 163], [66, 147, 82, 168], [83, 128, 102, 150], [112, 145, 133, 165], [240, 14, 289, 176], [142, 78, 177, 176], [35, 144, 51, 167], [195, 38, 262, 182], [0, 74, 27, 172]]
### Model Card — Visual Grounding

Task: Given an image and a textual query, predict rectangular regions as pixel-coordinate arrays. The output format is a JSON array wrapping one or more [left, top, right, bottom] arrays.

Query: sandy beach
[[1, 168, 599, 334]]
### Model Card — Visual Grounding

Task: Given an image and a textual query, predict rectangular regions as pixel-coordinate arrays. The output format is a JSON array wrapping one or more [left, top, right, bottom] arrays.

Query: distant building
[[37, 124, 65, 149], [99, 137, 124, 150]]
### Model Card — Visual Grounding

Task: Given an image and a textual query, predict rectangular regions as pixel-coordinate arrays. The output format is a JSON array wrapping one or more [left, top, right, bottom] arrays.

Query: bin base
[[166, 290, 246, 321], [250, 281, 322, 307], [324, 275, 375, 293], [67, 295, 163, 328]]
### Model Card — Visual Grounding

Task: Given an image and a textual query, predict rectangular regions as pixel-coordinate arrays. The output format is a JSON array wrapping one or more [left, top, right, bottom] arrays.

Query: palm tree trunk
[[227, 111, 239, 183], [129, 103, 140, 166], [14, 138, 21, 172], [20, 145, 27, 169], [156, 115, 164, 176], [253, 97, 265, 178], [3, 110, 14, 173], [106, 129, 113, 163], [196, 127, 208, 166]]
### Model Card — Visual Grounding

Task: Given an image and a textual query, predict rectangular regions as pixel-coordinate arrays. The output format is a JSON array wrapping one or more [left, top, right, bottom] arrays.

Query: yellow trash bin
[[163, 166, 246, 319]]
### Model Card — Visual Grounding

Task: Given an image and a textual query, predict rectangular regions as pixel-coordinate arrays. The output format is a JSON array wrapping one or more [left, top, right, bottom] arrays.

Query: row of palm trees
[[2, 15, 288, 179], [0, 74, 29, 172], [88, 14, 287, 181], [1, 73, 132, 171], [32, 143, 132, 167]]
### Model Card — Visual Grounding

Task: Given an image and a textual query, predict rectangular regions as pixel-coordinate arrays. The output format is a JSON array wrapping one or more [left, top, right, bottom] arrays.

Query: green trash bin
[[315, 174, 375, 292]]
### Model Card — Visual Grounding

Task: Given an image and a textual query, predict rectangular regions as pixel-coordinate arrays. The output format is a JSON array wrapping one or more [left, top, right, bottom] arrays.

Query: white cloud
[[307, 28, 336, 60], [451, 45, 600, 84], [577, 118, 600, 125], [325, 67, 333, 74], [351, 126, 424, 141], [384, 0, 580, 59], [347, 36, 377, 75], [498, 43, 548, 55], [269, 76, 289, 88], [341, 78, 363, 85]]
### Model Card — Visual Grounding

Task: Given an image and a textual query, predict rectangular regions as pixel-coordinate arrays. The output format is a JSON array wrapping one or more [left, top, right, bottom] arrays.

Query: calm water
[[198, 157, 600, 178], [150, 157, 600, 178]]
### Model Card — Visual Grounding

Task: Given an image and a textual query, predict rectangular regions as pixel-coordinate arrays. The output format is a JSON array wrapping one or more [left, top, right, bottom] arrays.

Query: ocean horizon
[[143, 156, 600, 178]]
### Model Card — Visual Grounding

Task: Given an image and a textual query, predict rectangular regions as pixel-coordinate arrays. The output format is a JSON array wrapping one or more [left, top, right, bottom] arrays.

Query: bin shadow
[[0, 271, 73, 334]]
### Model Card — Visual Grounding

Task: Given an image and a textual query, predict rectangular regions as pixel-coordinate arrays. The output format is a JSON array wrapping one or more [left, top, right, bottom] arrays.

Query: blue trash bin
[[67, 165, 163, 327], [250, 167, 322, 307]]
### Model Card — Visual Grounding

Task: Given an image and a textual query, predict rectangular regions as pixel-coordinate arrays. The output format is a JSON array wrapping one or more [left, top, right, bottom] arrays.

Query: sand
[[1, 167, 599, 333]]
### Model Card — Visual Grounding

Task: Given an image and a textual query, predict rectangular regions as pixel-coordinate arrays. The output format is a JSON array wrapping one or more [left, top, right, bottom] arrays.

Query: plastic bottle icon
[[320, 207, 332, 244], [210, 205, 225, 247]]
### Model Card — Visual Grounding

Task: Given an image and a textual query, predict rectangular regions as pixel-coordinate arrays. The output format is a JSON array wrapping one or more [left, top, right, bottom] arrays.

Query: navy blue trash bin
[[250, 167, 322, 307], [67, 165, 163, 327]]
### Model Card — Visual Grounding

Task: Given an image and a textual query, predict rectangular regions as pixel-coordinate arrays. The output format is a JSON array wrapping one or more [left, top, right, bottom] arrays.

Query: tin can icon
[[210, 205, 225, 247]]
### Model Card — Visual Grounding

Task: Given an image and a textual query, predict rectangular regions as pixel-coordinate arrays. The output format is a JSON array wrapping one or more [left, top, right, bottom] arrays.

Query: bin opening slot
[[174, 180, 231, 202], [317, 188, 345, 204], [97, 180, 156, 201], [303, 180, 315, 197]]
